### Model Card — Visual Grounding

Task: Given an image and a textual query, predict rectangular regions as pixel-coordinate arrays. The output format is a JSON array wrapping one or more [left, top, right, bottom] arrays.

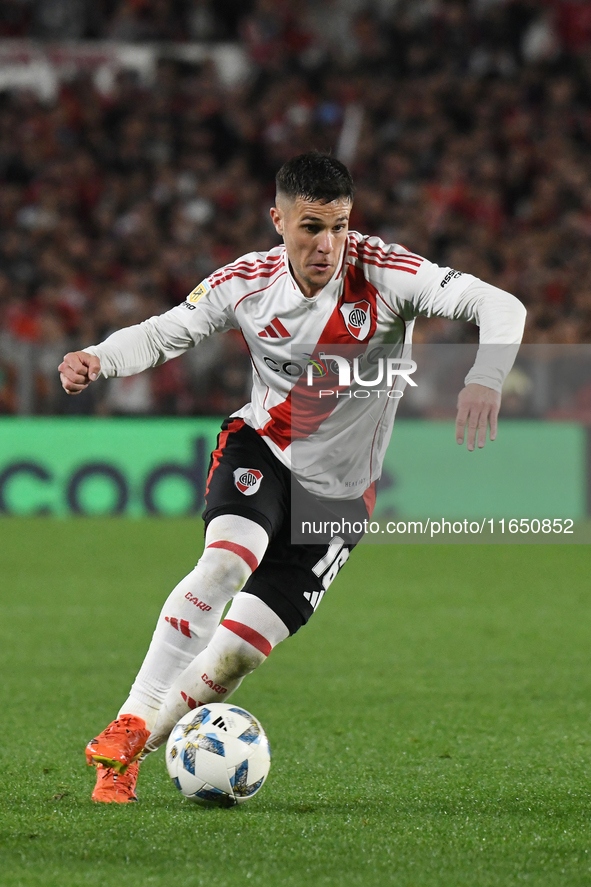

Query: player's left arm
[[427, 277, 526, 449], [376, 244, 526, 449], [455, 380, 501, 452], [428, 275, 526, 448]]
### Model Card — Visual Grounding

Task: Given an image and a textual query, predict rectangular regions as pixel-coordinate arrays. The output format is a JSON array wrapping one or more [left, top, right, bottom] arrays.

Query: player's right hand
[[59, 351, 101, 395]]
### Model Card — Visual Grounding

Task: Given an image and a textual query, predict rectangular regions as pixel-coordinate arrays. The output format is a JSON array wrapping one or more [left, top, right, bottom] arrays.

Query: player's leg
[[86, 419, 284, 801], [143, 510, 358, 755], [143, 591, 289, 753], [90, 523, 353, 797], [116, 513, 269, 730], [85, 514, 268, 801]]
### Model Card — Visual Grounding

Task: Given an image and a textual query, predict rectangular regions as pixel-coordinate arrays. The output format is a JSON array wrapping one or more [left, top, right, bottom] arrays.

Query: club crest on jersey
[[340, 300, 371, 340], [233, 467, 263, 496]]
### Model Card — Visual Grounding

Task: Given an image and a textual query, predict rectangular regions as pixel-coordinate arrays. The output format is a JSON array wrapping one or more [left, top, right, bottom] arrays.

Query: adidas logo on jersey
[[233, 467, 263, 496], [258, 317, 291, 339]]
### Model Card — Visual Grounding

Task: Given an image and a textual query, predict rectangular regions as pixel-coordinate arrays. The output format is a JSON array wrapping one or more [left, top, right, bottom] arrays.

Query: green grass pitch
[[1, 519, 591, 887]]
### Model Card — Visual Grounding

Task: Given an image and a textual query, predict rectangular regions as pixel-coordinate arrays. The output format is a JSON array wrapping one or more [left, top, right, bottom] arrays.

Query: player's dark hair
[[276, 152, 355, 204]]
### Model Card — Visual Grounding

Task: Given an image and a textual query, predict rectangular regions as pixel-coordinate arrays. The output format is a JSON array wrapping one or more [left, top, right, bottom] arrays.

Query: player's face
[[271, 195, 352, 298]]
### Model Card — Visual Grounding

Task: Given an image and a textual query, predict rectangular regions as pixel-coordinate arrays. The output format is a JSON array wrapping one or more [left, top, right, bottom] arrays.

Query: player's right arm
[[59, 350, 102, 395], [59, 310, 200, 395], [58, 275, 237, 395]]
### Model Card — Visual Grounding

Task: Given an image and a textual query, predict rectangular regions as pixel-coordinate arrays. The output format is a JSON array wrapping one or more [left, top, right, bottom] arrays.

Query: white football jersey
[[88, 232, 526, 499]]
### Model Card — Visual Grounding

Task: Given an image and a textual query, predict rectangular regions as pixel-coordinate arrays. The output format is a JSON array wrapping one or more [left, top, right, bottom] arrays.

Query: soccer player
[[59, 153, 526, 802]]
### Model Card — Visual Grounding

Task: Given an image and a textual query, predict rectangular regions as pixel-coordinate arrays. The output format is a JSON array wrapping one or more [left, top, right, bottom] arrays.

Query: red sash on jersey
[[260, 265, 379, 451]]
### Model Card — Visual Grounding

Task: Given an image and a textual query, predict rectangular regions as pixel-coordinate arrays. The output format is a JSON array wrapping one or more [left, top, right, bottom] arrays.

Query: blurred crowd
[[2, 0, 591, 417]]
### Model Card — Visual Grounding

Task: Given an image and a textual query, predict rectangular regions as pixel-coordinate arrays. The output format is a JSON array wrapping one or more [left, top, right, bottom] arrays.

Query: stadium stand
[[1, 0, 591, 415]]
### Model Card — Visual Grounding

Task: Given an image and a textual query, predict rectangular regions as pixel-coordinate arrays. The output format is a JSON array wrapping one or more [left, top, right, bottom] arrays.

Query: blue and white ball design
[[165, 703, 271, 807]]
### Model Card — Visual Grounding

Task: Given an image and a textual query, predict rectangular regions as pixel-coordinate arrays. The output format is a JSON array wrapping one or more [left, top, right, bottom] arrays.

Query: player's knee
[[197, 545, 253, 593], [214, 640, 266, 682]]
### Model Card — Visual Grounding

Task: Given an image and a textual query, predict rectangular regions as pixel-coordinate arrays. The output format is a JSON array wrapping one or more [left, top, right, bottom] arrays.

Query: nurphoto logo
[[305, 350, 417, 399]]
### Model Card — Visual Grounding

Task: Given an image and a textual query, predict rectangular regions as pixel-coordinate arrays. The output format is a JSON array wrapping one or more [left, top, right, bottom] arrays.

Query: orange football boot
[[85, 714, 150, 774], [91, 762, 140, 803]]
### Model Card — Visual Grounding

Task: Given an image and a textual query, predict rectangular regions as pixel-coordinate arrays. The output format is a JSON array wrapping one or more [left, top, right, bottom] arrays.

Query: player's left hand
[[455, 383, 501, 451]]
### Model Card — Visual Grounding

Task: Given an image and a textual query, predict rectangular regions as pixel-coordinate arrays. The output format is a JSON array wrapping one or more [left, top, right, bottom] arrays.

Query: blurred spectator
[[101, 372, 155, 414]]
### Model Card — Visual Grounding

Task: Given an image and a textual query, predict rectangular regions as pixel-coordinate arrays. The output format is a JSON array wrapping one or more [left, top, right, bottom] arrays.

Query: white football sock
[[117, 516, 268, 731], [143, 592, 289, 752]]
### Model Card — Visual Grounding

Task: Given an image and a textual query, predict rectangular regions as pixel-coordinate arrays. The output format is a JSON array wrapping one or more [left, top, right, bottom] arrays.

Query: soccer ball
[[165, 703, 271, 807]]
